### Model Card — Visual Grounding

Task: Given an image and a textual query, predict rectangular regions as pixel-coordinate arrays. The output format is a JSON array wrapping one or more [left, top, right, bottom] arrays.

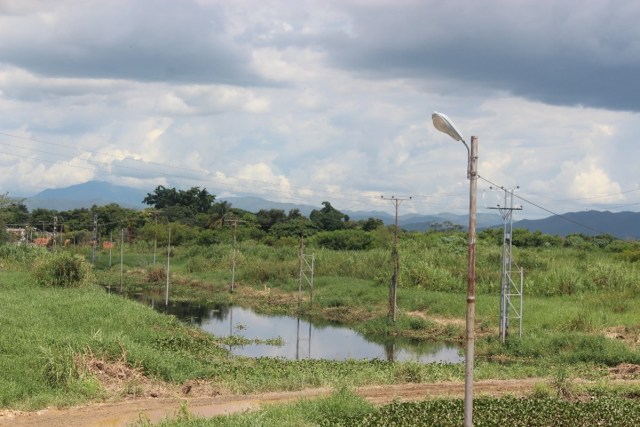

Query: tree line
[[0, 187, 386, 250], [0, 187, 633, 252]]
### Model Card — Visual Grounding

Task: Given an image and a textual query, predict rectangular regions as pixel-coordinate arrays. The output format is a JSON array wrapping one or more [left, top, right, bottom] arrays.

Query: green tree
[[30, 208, 59, 232], [60, 207, 92, 232], [310, 201, 349, 231], [143, 186, 215, 215], [287, 208, 303, 220], [0, 192, 10, 243], [143, 186, 216, 224], [270, 217, 317, 239], [2, 201, 29, 225], [311, 229, 375, 250], [91, 203, 141, 236], [256, 209, 286, 232], [208, 200, 233, 227], [359, 217, 384, 231]]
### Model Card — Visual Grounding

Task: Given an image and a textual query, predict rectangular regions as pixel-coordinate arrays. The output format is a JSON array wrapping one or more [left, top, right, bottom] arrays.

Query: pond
[[109, 287, 463, 363]]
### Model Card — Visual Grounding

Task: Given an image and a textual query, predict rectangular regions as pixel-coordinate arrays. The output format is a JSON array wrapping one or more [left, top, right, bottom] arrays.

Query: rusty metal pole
[[464, 135, 478, 427], [381, 196, 411, 323], [392, 200, 399, 322], [231, 220, 237, 292]]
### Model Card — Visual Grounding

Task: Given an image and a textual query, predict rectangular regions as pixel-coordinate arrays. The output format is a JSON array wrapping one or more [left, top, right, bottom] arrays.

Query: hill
[[513, 210, 640, 240], [21, 181, 503, 230], [24, 181, 148, 211]]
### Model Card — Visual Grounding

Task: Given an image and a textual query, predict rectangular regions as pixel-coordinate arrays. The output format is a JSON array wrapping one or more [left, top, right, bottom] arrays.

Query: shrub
[[311, 230, 375, 251], [146, 266, 167, 283], [33, 252, 95, 288], [184, 255, 211, 273]]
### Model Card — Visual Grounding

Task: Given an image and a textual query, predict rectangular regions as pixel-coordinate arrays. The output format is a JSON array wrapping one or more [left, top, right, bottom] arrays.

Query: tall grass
[[87, 231, 640, 299], [2, 236, 639, 412]]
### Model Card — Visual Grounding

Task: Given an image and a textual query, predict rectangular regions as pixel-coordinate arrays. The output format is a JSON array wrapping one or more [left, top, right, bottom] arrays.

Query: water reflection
[[107, 287, 462, 363]]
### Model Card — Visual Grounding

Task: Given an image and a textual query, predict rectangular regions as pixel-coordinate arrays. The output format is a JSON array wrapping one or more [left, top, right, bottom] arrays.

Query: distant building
[[6, 227, 27, 243]]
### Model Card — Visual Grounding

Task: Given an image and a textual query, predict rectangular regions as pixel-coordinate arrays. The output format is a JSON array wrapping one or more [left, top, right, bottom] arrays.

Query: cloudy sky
[[1, 0, 639, 218]]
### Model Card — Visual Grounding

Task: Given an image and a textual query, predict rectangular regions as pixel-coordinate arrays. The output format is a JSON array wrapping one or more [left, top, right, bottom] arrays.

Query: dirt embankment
[[3, 376, 640, 427], [3, 358, 639, 427], [0, 379, 536, 427]]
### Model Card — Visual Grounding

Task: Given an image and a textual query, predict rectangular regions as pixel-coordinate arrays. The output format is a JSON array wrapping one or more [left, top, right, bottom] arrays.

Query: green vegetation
[[33, 251, 95, 288], [342, 395, 640, 427], [133, 387, 640, 426], [1, 187, 639, 423], [1, 248, 471, 410]]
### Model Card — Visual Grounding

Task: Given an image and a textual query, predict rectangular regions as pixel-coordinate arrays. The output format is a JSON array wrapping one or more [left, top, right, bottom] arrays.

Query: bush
[[311, 230, 375, 251], [146, 266, 167, 283], [33, 252, 95, 288]]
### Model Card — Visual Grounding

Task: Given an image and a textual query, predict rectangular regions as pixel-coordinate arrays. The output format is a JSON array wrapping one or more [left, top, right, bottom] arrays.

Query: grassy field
[[1, 235, 639, 424]]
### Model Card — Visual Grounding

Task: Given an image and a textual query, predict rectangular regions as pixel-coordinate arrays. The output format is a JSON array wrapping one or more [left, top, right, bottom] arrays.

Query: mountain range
[[19, 181, 640, 239], [21, 181, 503, 229]]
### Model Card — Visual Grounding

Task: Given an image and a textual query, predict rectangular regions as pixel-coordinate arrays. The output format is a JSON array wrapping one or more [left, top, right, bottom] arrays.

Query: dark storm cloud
[[0, 0, 266, 86], [298, 1, 640, 112]]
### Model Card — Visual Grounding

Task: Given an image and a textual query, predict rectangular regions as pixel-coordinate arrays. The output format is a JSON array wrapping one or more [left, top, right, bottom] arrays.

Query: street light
[[432, 111, 478, 427]]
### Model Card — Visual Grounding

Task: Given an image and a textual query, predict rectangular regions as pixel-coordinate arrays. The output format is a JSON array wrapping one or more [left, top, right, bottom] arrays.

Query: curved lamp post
[[432, 111, 478, 427]]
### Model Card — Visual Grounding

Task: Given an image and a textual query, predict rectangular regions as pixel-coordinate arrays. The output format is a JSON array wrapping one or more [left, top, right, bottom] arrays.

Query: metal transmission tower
[[53, 216, 58, 251], [487, 186, 523, 342], [298, 236, 315, 307], [381, 195, 412, 323]]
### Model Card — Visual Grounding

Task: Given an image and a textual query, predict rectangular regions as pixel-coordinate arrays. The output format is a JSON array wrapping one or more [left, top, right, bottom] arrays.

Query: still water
[[116, 288, 463, 363]]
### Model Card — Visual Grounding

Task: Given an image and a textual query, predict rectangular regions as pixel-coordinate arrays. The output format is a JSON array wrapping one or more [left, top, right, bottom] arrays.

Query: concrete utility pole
[[224, 218, 246, 292], [432, 111, 478, 427], [381, 195, 412, 323], [465, 135, 479, 427]]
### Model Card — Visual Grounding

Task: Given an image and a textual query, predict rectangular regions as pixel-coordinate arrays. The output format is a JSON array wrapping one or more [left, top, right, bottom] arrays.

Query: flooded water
[[110, 287, 463, 363]]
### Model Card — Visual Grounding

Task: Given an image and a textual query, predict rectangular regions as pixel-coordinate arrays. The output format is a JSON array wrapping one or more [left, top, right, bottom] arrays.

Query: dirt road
[[0, 378, 546, 426]]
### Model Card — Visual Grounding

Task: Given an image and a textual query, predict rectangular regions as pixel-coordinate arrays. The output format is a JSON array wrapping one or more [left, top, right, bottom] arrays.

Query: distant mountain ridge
[[513, 210, 640, 240], [200, 195, 503, 230], [22, 181, 504, 230], [25, 181, 148, 211], [21, 181, 640, 238]]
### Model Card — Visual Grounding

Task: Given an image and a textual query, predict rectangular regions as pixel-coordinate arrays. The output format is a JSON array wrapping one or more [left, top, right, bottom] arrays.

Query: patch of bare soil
[[77, 351, 226, 401], [79, 352, 167, 399], [604, 326, 640, 347], [407, 311, 464, 327], [236, 284, 298, 307], [609, 363, 640, 379]]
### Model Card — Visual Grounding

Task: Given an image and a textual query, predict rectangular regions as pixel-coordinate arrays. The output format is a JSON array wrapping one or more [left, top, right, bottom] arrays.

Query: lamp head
[[432, 111, 465, 143]]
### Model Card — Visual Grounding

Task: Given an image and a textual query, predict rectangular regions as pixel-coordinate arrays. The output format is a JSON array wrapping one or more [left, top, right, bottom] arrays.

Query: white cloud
[[567, 159, 623, 202], [0, 0, 639, 219]]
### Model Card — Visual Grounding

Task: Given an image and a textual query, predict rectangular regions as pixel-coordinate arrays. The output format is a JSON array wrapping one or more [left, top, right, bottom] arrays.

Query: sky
[[1, 0, 639, 219]]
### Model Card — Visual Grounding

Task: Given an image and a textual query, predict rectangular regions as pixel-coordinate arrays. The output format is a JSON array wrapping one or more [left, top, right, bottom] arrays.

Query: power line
[[544, 187, 640, 202], [479, 176, 611, 236]]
